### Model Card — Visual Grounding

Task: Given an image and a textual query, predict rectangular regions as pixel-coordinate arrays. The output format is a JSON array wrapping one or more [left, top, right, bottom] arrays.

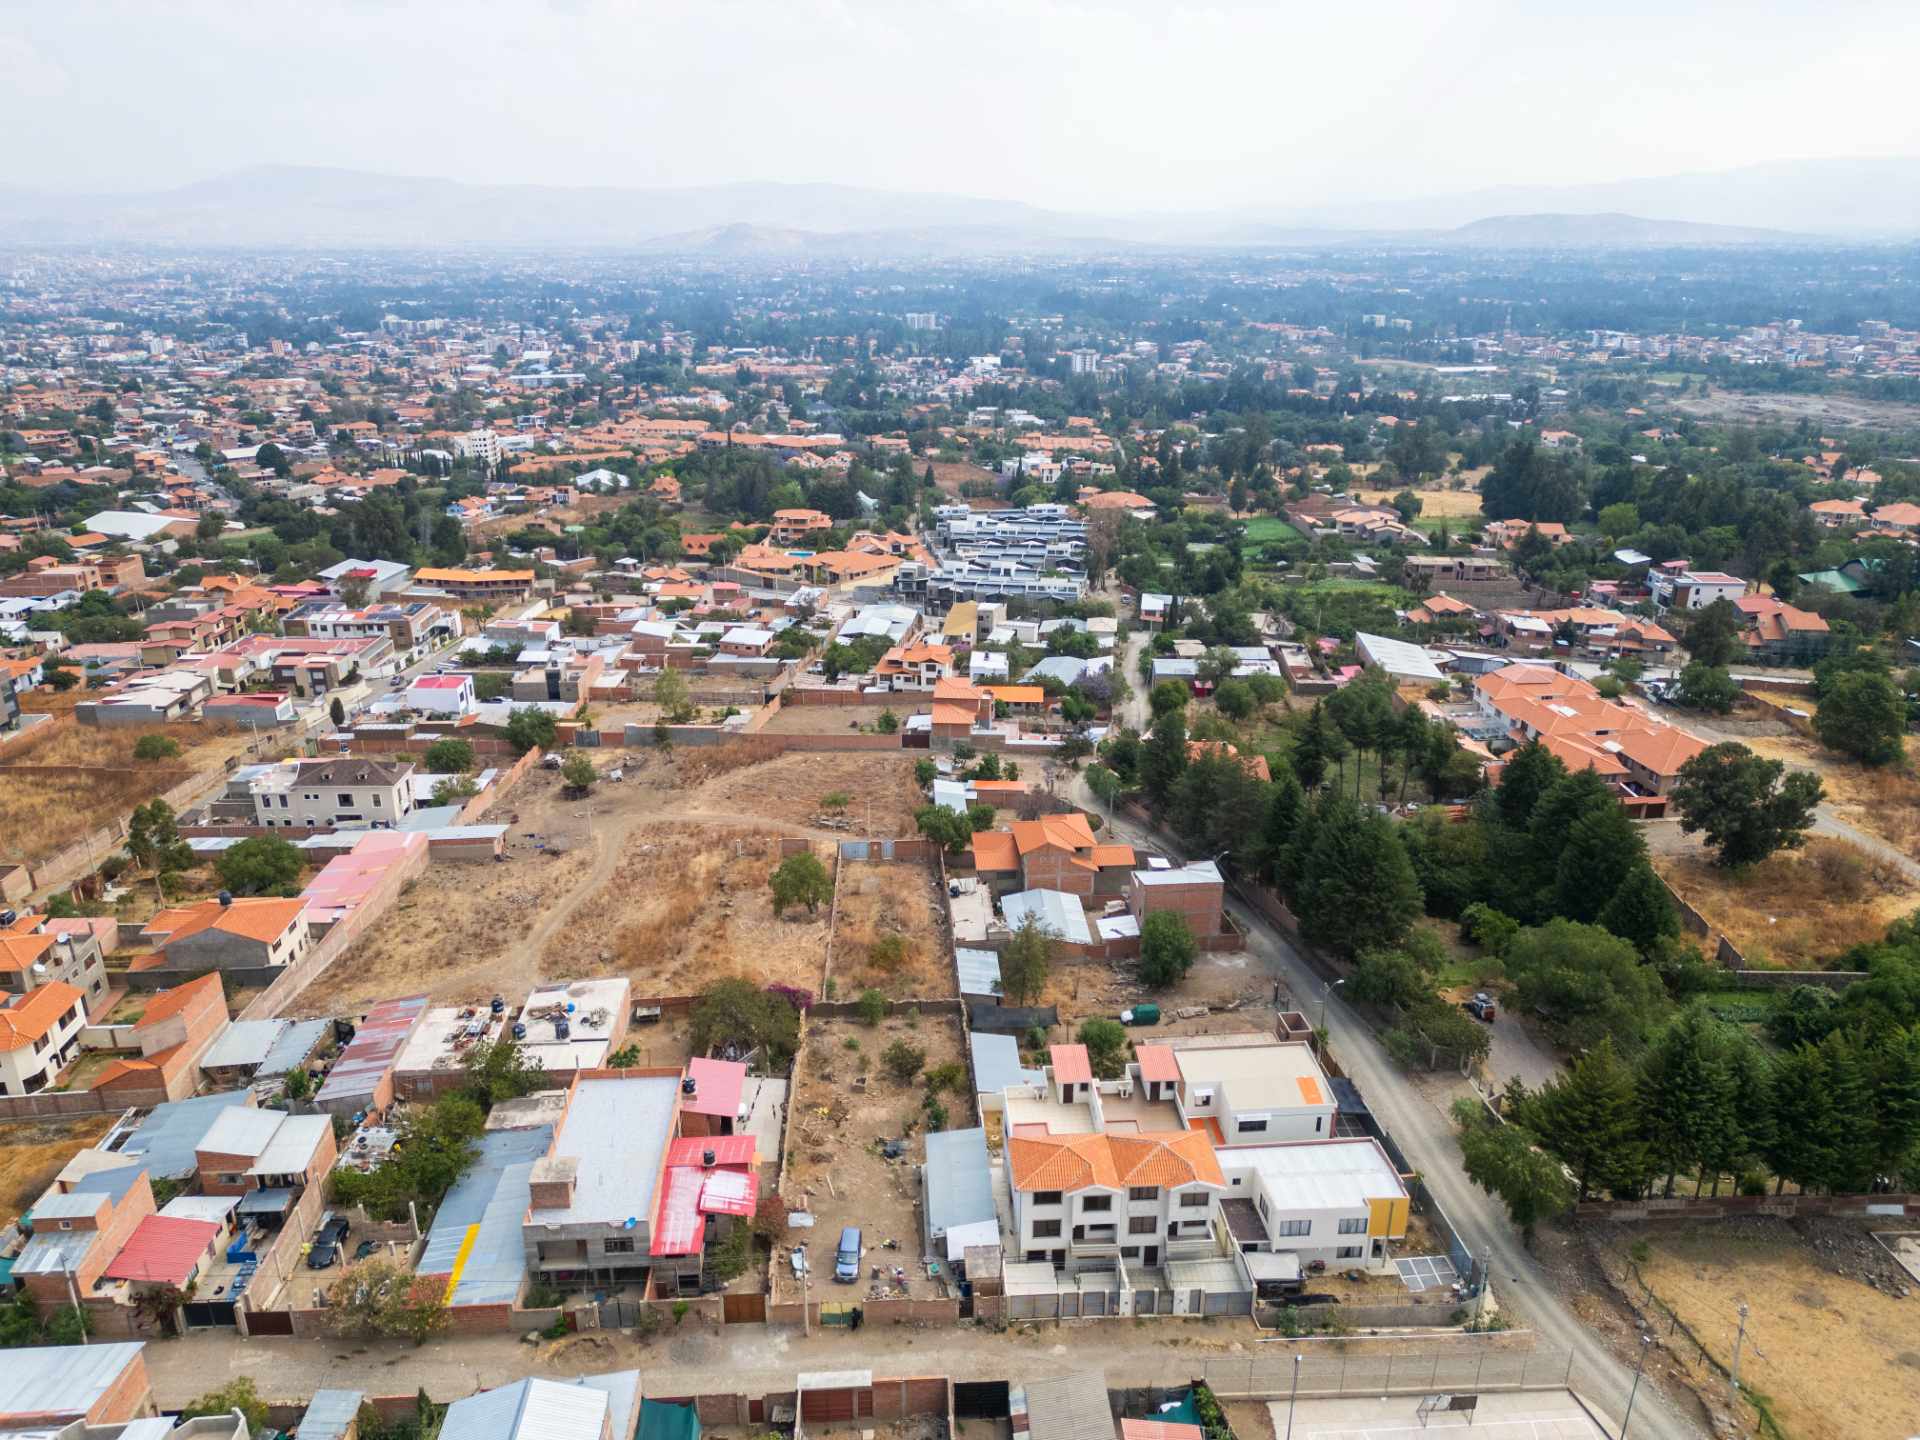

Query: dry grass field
[[0, 1113, 118, 1221], [1651, 836, 1916, 967], [831, 858, 950, 998], [0, 717, 246, 868]]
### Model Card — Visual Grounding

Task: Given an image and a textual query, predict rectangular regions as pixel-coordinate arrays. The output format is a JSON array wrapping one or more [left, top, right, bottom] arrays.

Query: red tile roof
[[104, 1214, 220, 1286]]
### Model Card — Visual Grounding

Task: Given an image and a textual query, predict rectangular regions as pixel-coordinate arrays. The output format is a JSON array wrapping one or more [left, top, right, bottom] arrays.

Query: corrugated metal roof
[[199, 1019, 286, 1071], [117, 1091, 254, 1178], [256, 1018, 329, 1078], [298, 1390, 366, 1440], [970, 1032, 1044, 1096], [104, 1215, 219, 1285], [1002, 889, 1092, 946], [197, 1106, 283, 1158], [316, 994, 429, 1109], [1019, 1371, 1113, 1440], [0, 1343, 148, 1423], [441, 1377, 609, 1440], [955, 947, 1002, 996], [418, 1125, 552, 1307], [923, 1127, 995, 1240], [251, 1113, 332, 1176]]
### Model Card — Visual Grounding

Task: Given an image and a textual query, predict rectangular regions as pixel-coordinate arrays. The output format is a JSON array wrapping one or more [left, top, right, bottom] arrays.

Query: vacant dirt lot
[[686, 750, 923, 834], [0, 717, 252, 868], [776, 1011, 970, 1302], [757, 704, 904, 736], [1355, 484, 1485, 520], [1671, 385, 1920, 431], [557, 826, 831, 1000], [1650, 835, 1916, 967], [1609, 1221, 1920, 1440], [0, 1113, 118, 1221], [832, 858, 951, 999], [1040, 943, 1273, 1038]]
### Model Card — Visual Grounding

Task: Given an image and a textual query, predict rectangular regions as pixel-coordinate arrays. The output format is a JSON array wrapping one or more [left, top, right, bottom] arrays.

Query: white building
[[453, 431, 503, 467], [0, 982, 86, 1096], [406, 674, 475, 716], [251, 756, 417, 829]]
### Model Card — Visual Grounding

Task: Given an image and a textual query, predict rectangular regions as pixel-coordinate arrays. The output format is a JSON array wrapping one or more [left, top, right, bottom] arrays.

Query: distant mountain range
[[0, 157, 1910, 253]]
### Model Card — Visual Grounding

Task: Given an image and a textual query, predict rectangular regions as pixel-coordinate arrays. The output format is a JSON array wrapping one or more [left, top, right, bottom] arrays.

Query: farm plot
[[775, 1010, 972, 1303], [831, 858, 952, 999], [554, 826, 831, 1000]]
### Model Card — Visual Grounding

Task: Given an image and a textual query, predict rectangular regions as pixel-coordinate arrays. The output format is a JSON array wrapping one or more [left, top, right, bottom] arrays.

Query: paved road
[[1077, 794, 1702, 1440]]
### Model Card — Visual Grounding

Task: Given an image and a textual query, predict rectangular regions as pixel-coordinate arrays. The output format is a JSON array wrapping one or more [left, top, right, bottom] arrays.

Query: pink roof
[[104, 1215, 220, 1286], [1050, 1044, 1093, 1085], [683, 1057, 746, 1118], [411, 674, 468, 690], [1134, 1044, 1179, 1084], [650, 1146, 758, 1257], [666, 1134, 757, 1168]]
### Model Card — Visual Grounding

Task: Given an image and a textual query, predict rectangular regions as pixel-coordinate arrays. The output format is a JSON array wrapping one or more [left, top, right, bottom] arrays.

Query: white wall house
[[251, 757, 416, 829]]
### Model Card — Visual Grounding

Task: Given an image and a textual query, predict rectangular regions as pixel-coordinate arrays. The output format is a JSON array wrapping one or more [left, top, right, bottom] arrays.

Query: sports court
[[1267, 1390, 1610, 1440]]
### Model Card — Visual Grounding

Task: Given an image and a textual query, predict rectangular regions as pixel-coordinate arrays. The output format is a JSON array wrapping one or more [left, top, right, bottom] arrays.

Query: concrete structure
[[141, 897, 312, 974], [524, 1072, 680, 1287], [249, 756, 416, 830]]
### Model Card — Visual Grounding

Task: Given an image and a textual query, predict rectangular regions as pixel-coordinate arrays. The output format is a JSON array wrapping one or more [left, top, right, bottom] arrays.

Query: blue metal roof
[[117, 1090, 254, 1178], [923, 1127, 995, 1240], [419, 1125, 553, 1306]]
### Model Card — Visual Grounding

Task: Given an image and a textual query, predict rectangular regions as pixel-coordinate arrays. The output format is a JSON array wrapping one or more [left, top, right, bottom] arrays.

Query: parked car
[[318, 1214, 351, 1247], [306, 1241, 340, 1270], [833, 1227, 862, 1283], [1463, 992, 1497, 1022]]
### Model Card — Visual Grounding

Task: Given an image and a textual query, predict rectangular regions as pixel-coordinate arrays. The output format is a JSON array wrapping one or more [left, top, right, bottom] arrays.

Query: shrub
[[869, 933, 909, 972], [882, 1039, 926, 1083], [924, 1062, 966, 1095], [423, 737, 476, 774], [856, 988, 887, 1024], [132, 734, 181, 762]]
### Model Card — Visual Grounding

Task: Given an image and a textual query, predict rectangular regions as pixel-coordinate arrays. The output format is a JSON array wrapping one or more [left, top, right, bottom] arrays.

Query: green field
[[1242, 516, 1303, 543]]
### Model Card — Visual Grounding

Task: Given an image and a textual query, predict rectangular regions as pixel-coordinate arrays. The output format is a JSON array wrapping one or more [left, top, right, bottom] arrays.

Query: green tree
[[181, 1378, 270, 1433], [1684, 598, 1741, 667], [1141, 710, 1188, 808], [1551, 801, 1646, 924], [1673, 662, 1740, 715], [690, 979, 801, 1067], [1637, 1011, 1748, 1196], [126, 799, 193, 876], [1452, 1101, 1573, 1244], [1077, 1017, 1129, 1079], [1213, 678, 1254, 719], [855, 988, 887, 1025], [560, 753, 597, 794], [1138, 911, 1198, 989], [131, 733, 181, 762], [1814, 669, 1907, 766], [1672, 742, 1823, 867], [653, 666, 695, 723], [1149, 679, 1191, 717], [1289, 702, 1347, 791], [998, 911, 1054, 1005], [215, 836, 303, 896], [504, 706, 558, 755], [1348, 946, 1428, 1009], [460, 1039, 546, 1107], [1597, 862, 1681, 953], [323, 1260, 449, 1346], [882, 1038, 926, 1084], [1518, 1037, 1648, 1200], [1503, 919, 1671, 1054], [1493, 739, 1566, 828], [769, 851, 833, 915], [914, 803, 974, 856], [329, 696, 347, 727], [424, 737, 476, 774], [1293, 794, 1423, 957]]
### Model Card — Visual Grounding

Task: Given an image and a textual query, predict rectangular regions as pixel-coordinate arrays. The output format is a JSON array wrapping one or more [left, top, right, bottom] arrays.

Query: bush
[[769, 851, 833, 915], [1138, 911, 1198, 989], [215, 836, 303, 896], [1077, 1017, 1128, 1078], [132, 733, 181, 762], [504, 707, 558, 754], [856, 988, 887, 1025], [925, 1062, 966, 1095], [869, 933, 908, 972], [560, 753, 597, 793], [424, 738, 476, 774], [882, 1039, 926, 1083]]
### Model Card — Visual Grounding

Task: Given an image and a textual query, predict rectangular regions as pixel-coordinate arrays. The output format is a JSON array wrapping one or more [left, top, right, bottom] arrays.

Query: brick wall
[[1574, 1192, 1920, 1223]]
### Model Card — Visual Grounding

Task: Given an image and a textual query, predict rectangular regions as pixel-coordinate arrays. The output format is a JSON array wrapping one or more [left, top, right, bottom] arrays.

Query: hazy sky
[[9, 0, 1920, 210]]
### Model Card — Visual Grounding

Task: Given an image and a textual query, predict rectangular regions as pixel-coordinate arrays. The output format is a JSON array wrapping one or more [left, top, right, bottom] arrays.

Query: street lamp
[[1620, 1333, 1653, 1438], [1283, 1353, 1301, 1440], [1318, 978, 1344, 1029]]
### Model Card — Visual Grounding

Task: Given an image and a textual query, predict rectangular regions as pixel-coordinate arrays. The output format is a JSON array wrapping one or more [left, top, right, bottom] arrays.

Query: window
[[1128, 1216, 1157, 1235], [1179, 1191, 1209, 1208], [337, 793, 353, 807], [604, 1237, 634, 1254], [1315, 1116, 1324, 1133], [1338, 1217, 1368, 1234], [1032, 1219, 1062, 1239], [1256, 1194, 1270, 1219], [1272, 1219, 1311, 1237], [1080, 1195, 1112, 1214], [1032, 1191, 1062, 1207], [1336, 1246, 1364, 1260], [372, 795, 383, 807], [1237, 1119, 1268, 1134], [1120, 1246, 1140, 1259], [1128, 1186, 1159, 1202]]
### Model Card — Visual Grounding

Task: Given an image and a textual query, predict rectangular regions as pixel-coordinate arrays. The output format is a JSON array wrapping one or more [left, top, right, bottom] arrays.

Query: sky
[[8, 0, 1920, 212]]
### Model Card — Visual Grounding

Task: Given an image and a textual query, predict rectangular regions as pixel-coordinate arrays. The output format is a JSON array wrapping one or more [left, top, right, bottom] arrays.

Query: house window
[[604, 1237, 635, 1254], [1237, 1119, 1268, 1134], [372, 795, 382, 807], [1120, 1246, 1140, 1259], [1032, 1191, 1062, 1207], [1128, 1216, 1157, 1235], [1179, 1192, 1209, 1208], [337, 793, 354, 807], [1033, 1219, 1062, 1239], [1316, 1116, 1324, 1133], [1336, 1246, 1364, 1260], [1080, 1196, 1112, 1214], [1272, 1219, 1311, 1237], [1128, 1186, 1159, 1202], [1338, 1217, 1368, 1235]]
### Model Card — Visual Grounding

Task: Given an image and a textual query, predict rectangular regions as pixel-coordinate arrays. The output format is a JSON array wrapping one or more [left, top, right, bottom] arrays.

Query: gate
[[182, 1300, 236, 1328], [723, 1292, 766, 1325], [819, 1302, 858, 1328], [953, 1382, 1010, 1420], [243, 1307, 292, 1336]]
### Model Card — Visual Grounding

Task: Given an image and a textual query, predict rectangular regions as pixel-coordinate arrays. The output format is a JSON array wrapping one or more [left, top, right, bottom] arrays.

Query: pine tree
[[1290, 702, 1344, 791], [1552, 804, 1646, 923], [1597, 862, 1681, 953], [1521, 1036, 1647, 1199], [1294, 794, 1423, 957], [1870, 1028, 1920, 1183], [1637, 1012, 1740, 1196], [1821, 1032, 1880, 1193], [1259, 765, 1306, 892], [1141, 711, 1189, 811], [1493, 738, 1566, 828], [1764, 1046, 1836, 1193]]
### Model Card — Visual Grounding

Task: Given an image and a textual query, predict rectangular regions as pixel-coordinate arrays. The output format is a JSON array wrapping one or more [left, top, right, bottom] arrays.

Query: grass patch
[[1242, 515, 1303, 543]]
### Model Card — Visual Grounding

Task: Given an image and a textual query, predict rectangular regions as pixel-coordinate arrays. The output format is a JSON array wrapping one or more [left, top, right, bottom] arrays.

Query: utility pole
[[1472, 1250, 1491, 1326], [64, 1269, 88, 1344], [1620, 1334, 1652, 1438], [1729, 1303, 1750, 1407]]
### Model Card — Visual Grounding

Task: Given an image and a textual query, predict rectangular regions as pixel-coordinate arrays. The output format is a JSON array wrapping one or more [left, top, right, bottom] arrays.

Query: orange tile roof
[[1011, 814, 1098, 856], [0, 933, 55, 974], [134, 973, 224, 1030], [931, 702, 980, 727], [1008, 1129, 1224, 1193], [1051, 1043, 1092, 1084], [1134, 1043, 1180, 1084], [0, 981, 82, 1052], [970, 831, 1020, 872], [1089, 844, 1136, 868], [984, 685, 1045, 705], [148, 897, 307, 948]]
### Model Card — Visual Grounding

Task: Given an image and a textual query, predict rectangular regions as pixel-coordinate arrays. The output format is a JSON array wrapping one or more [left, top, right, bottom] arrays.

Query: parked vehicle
[[833, 1227, 862, 1283], [1463, 992, 1497, 1022], [307, 1241, 340, 1269]]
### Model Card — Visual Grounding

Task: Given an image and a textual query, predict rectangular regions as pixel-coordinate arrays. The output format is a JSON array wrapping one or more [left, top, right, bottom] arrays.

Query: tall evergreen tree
[[1141, 711, 1189, 810], [1765, 1045, 1837, 1193], [1494, 739, 1566, 828], [1294, 793, 1423, 957], [1259, 764, 1306, 891], [1597, 862, 1681, 953], [1521, 1037, 1648, 1199], [1291, 701, 1345, 791], [1552, 803, 1646, 924], [1637, 1012, 1741, 1196]]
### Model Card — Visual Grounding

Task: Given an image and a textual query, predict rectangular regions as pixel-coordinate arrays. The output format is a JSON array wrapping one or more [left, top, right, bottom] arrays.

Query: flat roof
[[924, 1126, 996, 1240], [198, 1019, 286, 1071], [1173, 1042, 1331, 1114], [0, 1343, 147, 1423], [1224, 1138, 1407, 1212], [972, 1031, 1044, 1096], [528, 1074, 677, 1228]]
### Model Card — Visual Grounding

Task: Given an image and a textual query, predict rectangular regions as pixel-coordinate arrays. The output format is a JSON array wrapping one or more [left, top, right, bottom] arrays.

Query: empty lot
[[831, 857, 951, 999]]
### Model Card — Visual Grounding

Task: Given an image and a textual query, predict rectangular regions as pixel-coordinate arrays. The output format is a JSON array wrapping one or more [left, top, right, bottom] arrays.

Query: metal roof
[[419, 1125, 553, 1307], [1018, 1371, 1113, 1440], [256, 1018, 329, 1078], [1226, 1138, 1407, 1213], [316, 994, 429, 1110], [251, 1114, 332, 1177], [117, 1090, 255, 1178], [30, 1190, 110, 1220], [970, 1032, 1044, 1096], [1001, 888, 1092, 946], [104, 1214, 219, 1285], [199, 1019, 286, 1071], [160, 1195, 239, 1224], [0, 1343, 148, 1423], [1356, 632, 1444, 682], [923, 1127, 996, 1241], [298, 1390, 367, 1440], [197, 1105, 283, 1159], [955, 947, 1003, 996], [441, 1377, 609, 1440], [528, 1075, 677, 1229]]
